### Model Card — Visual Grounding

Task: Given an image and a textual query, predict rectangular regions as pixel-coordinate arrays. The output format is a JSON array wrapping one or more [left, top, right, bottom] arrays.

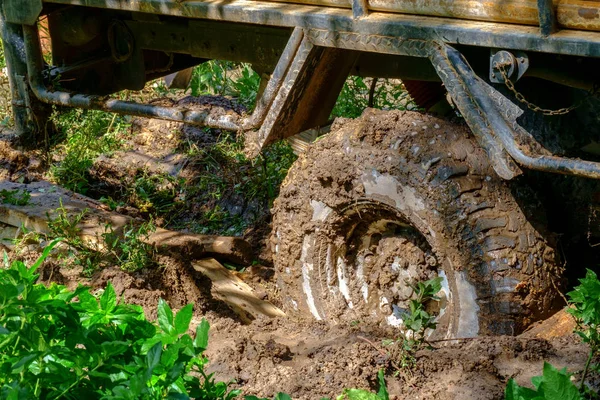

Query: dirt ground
[[0, 106, 593, 399]]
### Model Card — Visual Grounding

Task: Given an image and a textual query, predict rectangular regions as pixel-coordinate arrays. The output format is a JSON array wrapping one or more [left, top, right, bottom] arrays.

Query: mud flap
[[250, 35, 359, 153]]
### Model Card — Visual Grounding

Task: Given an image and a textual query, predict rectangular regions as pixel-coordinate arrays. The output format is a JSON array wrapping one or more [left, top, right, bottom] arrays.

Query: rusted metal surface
[[42, 0, 600, 58], [558, 1, 600, 31], [538, 0, 558, 35], [434, 42, 600, 180], [244, 27, 305, 130], [251, 35, 358, 153], [402, 80, 445, 110], [22, 24, 242, 132]]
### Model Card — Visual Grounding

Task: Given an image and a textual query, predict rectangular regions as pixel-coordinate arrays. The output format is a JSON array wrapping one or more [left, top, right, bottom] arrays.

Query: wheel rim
[[310, 200, 452, 336]]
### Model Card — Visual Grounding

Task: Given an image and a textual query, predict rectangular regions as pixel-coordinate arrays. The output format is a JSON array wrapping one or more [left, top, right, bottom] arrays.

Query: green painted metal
[[2, 0, 42, 25]]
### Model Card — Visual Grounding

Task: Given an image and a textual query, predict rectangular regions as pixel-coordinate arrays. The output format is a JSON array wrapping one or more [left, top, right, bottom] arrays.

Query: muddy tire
[[272, 109, 563, 338]]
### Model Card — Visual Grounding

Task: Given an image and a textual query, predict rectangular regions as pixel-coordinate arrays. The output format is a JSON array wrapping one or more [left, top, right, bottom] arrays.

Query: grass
[[50, 109, 129, 194], [45, 201, 157, 275]]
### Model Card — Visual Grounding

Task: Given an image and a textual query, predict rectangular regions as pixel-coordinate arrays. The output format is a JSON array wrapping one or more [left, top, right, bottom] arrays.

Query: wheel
[[272, 109, 563, 338]]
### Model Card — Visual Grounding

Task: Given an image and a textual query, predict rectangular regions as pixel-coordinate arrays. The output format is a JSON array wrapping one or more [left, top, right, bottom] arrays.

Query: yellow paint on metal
[[262, 0, 600, 32]]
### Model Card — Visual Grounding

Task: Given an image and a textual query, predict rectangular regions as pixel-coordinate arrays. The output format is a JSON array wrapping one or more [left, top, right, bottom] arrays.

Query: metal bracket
[[352, 0, 369, 19], [2, 0, 42, 25], [489, 50, 529, 84], [537, 0, 558, 36]]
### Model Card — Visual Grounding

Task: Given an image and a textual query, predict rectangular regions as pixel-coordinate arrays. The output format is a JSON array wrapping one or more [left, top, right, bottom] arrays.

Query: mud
[[0, 107, 593, 399]]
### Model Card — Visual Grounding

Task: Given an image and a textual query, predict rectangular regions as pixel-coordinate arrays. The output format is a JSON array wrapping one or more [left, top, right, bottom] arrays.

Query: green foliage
[[47, 202, 104, 274], [505, 362, 582, 400], [47, 201, 156, 274], [180, 132, 296, 236], [103, 220, 157, 273], [51, 109, 128, 194], [567, 269, 600, 394], [190, 61, 260, 111], [130, 172, 184, 216], [336, 370, 389, 400], [386, 277, 442, 370], [0, 243, 240, 400], [245, 370, 388, 400], [568, 269, 600, 349], [331, 77, 415, 119], [245, 393, 292, 400], [504, 269, 600, 399], [0, 189, 30, 206]]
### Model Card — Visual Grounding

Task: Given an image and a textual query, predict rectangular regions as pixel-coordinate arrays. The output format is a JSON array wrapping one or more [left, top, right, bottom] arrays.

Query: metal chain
[[495, 62, 590, 116]]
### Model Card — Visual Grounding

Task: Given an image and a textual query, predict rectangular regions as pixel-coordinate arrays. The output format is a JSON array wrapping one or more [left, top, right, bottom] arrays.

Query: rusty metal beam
[[537, 0, 558, 36], [42, 0, 600, 58], [22, 24, 241, 132]]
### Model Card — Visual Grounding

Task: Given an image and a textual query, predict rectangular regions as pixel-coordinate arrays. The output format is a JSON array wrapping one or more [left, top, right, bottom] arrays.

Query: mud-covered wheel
[[272, 109, 563, 338]]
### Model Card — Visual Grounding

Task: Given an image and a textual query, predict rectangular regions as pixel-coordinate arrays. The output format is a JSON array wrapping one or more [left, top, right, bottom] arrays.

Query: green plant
[[245, 370, 389, 400], [51, 109, 127, 194], [0, 241, 240, 399], [385, 277, 443, 370], [46, 202, 104, 274], [0, 189, 31, 206], [567, 269, 600, 392], [331, 77, 416, 119], [336, 370, 389, 400], [47, 201, 157, 274], [190, 61, 260, 111], [505, 362, 581, 400], [104, 220, 157, 273], [130, 172, 184, 216]]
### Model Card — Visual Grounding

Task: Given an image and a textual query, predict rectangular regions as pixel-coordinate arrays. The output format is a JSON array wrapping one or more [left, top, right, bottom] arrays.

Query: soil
[[0, 105, 594, 399]]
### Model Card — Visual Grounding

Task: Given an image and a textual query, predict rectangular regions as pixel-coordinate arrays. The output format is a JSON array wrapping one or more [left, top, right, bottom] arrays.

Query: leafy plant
[[50, 109, 127, 194], [567, 268, 600, 392], [47, 201, 157, 274], [0, 189, 31, 206], [190, 61, 260, 110], [331, 77, 416, 119], [46, 202, 104, 274], [245, 370, 389, 400], [505, 362, 581, 400], [385, 276, 443, 370], [336, 370, 389, 400], [0, 242, 240, 399], [103, 220, 157, 273]]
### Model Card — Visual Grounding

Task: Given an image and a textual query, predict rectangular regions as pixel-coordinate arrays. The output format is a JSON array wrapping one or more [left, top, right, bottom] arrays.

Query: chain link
[[495, 62, 593, 116]]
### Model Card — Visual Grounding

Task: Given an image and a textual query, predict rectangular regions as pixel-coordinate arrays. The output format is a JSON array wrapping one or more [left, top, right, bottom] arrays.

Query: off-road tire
[[271, 109, 563, 337]]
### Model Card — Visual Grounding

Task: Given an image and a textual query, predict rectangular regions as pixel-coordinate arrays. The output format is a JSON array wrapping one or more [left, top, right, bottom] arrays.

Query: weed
[[504, 268, 600, 399], [336, 370, 389, 400], [505, 362, 581, 400], [190, 61, 260, 111], [245, 370, 389, 400], [129, 172, 184, 216], [47, 201, 157, 274], [0, 243, 240, 399], [331, 77, 416, 119], [50, 109, 128, 194], [104, 220, 157, 273], [0, 189, 31, 206], [567, 269, 600, 393], [383, 277, 443, 371]]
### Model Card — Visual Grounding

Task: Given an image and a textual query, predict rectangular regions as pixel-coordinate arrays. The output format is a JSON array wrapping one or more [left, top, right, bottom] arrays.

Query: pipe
[[21, 25, 241, 132], [439, 43, 600, 180]]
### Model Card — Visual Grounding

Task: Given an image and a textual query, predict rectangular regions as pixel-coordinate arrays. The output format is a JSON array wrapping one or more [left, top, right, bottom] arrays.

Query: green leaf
[[194, 318, 210, 350], [174, 304, 193, 335], [100, 282, 117, 312], [30, 238, 62, 273], [341, 389, 380, 400], [274, 394, 292, 400], [158, 298, 175, 334], [536, 362, 581, 400], [146, 341, 163, 371], [376, 369, 388, 400]]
